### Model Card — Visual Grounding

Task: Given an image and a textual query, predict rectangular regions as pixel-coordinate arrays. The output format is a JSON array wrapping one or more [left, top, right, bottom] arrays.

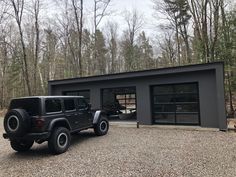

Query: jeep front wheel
[[94, 117, 109, 136], [48, 127, 71, 154], [10, 140, 34, 152]]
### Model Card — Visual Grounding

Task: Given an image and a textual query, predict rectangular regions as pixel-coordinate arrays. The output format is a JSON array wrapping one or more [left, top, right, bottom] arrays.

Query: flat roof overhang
[[48, 62, 224, 85]]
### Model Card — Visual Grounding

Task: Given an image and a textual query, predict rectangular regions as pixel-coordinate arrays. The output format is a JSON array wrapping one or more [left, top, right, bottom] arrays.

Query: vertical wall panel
[[136, 84, 152, 124]]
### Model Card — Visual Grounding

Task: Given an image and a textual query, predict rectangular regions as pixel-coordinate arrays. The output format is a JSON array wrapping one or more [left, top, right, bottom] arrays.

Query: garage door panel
[[175, 83, 198, 93], [153, 113, 175, 124], [151, 83, 200, 125], [176, 114, 199, 124], [154, 95, 174, 104], [175, 94, 198, 103], [175, 104, 199, 113], [153, 104, 176, 112]]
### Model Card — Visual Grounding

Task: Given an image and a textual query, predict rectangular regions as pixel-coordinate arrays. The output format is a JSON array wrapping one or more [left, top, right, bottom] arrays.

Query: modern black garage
[[48, 62, 227, 130]]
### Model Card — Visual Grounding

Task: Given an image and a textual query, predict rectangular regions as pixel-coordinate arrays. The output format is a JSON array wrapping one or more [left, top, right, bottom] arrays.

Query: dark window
[[9, 98, 40, 116], [63, 90, 90, 103], [64, 99, 75, 111], [77, 98, 88, 109], [45, 99, 62, 113], [152, 83, 200, 125]]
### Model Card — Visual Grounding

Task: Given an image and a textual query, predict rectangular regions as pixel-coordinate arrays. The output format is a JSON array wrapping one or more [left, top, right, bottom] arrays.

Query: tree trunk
[[19, 24, 32, 96], [78, 0, 83, 76], [72, 0, 83, 76], [202, 0, 210, 62], [11, 0, 32, 96], [175, 23, 181, 66], [227, 71, 235, 115], [34, 0, 40, 95]]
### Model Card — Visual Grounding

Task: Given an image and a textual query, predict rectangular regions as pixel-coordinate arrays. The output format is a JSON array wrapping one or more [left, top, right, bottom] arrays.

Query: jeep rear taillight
[[35, 118, 45, 128]]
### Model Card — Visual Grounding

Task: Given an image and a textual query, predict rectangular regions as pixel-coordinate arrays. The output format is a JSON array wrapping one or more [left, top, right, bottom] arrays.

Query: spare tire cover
[[4, 109, 30, 137]]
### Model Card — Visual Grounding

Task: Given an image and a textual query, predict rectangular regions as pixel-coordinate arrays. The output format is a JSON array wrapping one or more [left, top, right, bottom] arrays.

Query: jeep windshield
[[9, 98, 40, 116]]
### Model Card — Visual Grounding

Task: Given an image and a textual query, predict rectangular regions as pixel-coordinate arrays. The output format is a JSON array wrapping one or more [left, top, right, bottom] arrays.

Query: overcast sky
[[47, 0, 158, 37], [107, 0, 156, 35]]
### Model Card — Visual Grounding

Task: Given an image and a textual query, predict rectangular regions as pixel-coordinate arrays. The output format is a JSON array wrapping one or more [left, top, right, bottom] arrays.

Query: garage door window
[[152, 83, 200, 125]]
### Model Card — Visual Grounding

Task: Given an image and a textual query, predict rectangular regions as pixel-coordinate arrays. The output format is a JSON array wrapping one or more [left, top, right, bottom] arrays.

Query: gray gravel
[[1, 120, 236, 177]]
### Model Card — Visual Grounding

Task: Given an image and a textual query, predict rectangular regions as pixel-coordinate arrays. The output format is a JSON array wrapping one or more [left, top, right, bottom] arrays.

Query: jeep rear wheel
[[94, 117, 109, 136], [10, 140, 34, 152], [4, 109, 30, 137], [48, 127, 71, 154]]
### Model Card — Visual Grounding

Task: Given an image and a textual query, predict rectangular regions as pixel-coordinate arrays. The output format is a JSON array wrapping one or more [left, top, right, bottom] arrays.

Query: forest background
[[0, 0, 235, 117]]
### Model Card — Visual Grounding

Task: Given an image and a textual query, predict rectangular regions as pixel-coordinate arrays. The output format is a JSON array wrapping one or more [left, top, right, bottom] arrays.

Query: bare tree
[[0, 0, 9, 25], [158, 31, 176, 66], [56, 0, 78, 77], [93, 0, 112, 61], [124, 9, 144, 47], [0, 34, 8, 108], [153, 0, 191, 65], [153, 0, 181, 65], [71, 0, 83, 76], [0, 1, 9, 108], [9, 0, 32, 95], [220, 1, 236, 116], [27, 0, 41, 95], [189, 0, 224, 62], [121, 8, 144, 71], [34, 0, 40, 95], [105, 21, 118, 73]]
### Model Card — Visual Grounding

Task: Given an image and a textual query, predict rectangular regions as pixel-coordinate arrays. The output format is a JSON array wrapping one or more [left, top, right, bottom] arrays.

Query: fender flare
[[48, 118, 71, 131], [93, 110, 107, 124]]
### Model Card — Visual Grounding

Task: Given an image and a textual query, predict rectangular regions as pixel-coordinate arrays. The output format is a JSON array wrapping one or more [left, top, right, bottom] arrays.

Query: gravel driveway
[[1, 120, 236, 177]]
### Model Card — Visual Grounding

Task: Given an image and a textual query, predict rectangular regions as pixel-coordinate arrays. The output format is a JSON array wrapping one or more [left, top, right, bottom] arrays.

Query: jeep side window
[[64, 99, 75, 112], [45, 99, 62, 113], [77, 98, 87, 110]]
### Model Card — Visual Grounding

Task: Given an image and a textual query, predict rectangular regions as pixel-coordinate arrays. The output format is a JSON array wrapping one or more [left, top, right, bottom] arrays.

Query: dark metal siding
[[48, 63, 226, 130]]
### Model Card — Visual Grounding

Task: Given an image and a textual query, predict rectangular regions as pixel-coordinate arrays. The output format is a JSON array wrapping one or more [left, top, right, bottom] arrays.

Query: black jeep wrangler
[[3, 96, 109, 154]]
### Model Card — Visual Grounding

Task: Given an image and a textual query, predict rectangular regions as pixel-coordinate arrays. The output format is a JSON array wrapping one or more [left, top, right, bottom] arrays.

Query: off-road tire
[[10, 140, 34, 152], [94, 116, 109, 136], [48, 127, 71, 154]]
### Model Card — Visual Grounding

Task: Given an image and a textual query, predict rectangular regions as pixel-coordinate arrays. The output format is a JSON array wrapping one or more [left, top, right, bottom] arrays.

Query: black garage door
[[151, 83, 200, 125]]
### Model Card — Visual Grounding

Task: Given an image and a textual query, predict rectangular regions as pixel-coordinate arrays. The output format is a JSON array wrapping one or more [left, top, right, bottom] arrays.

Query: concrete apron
[[109, 121, 219, 132]]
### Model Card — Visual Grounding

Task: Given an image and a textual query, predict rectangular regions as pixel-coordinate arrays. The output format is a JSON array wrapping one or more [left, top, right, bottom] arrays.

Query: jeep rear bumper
[[3, 132, 50, 141]]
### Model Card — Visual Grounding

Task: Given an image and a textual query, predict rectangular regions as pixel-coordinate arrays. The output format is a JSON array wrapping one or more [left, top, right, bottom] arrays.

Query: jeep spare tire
[[4, 109, 30, 137]]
